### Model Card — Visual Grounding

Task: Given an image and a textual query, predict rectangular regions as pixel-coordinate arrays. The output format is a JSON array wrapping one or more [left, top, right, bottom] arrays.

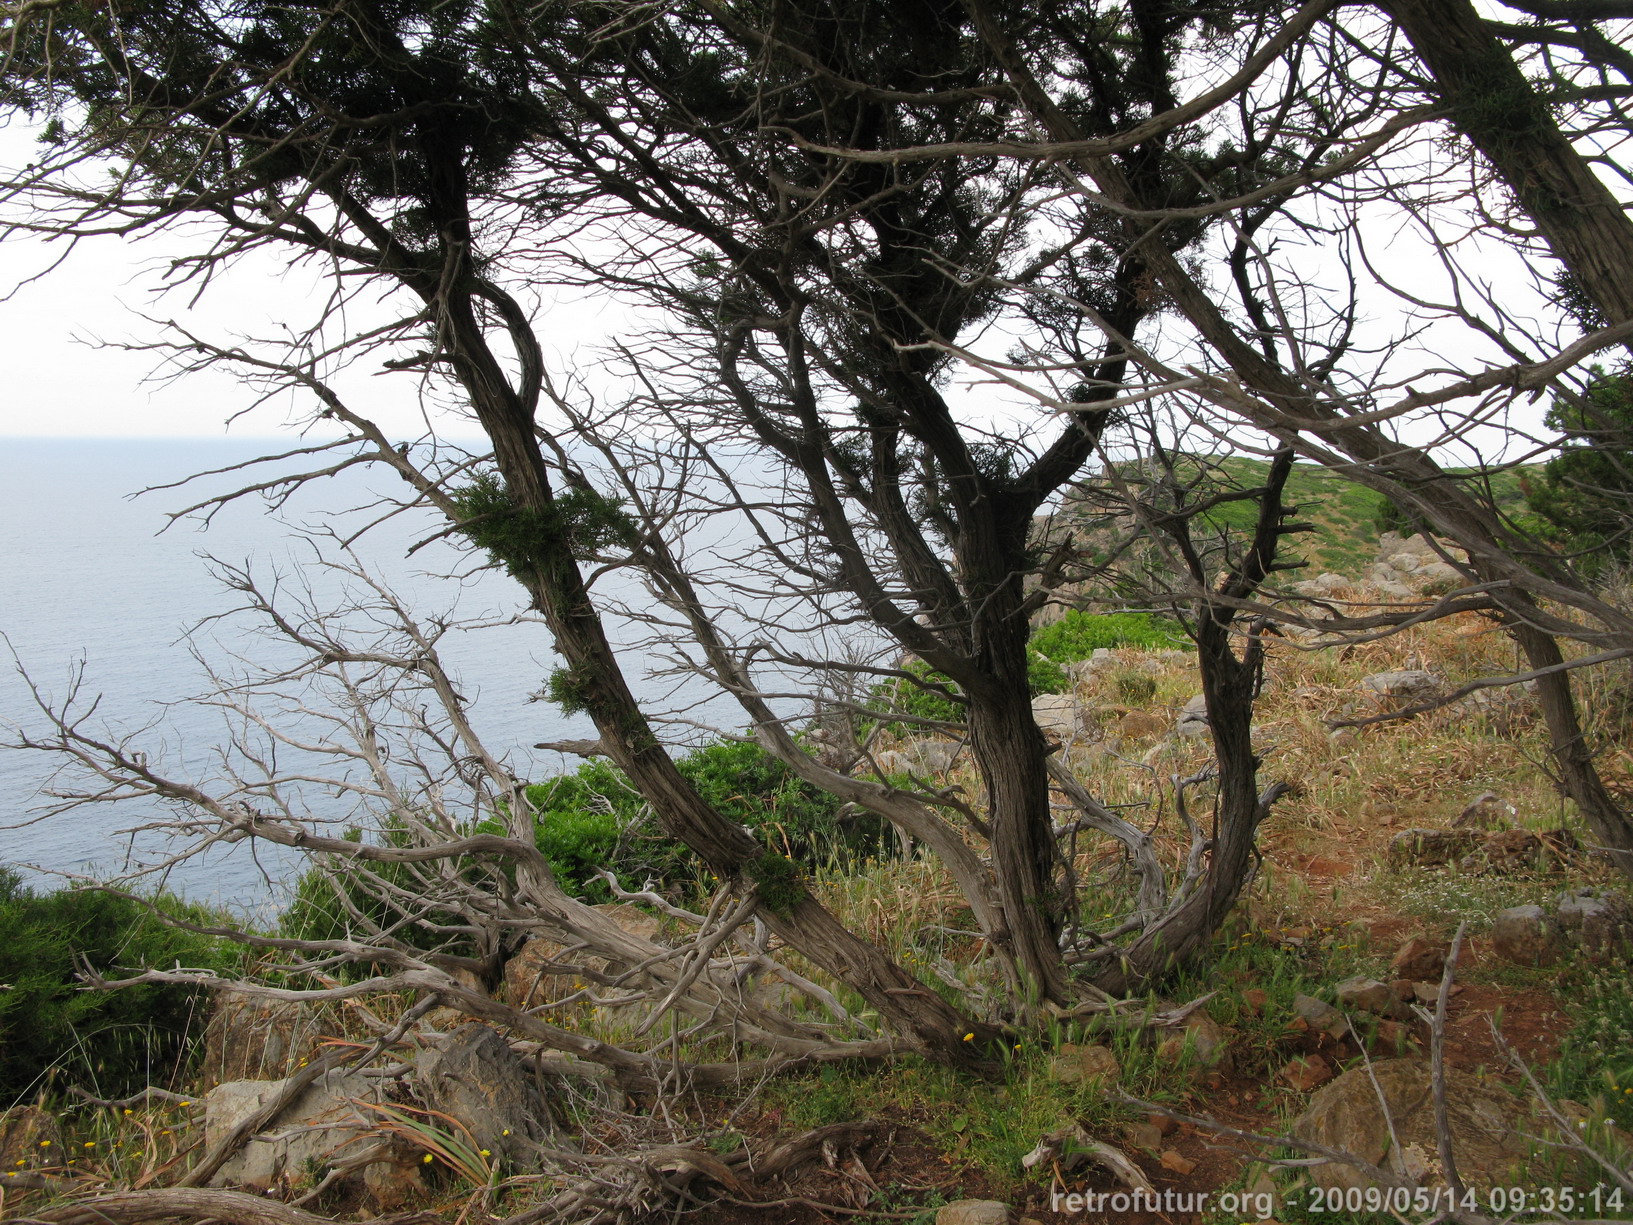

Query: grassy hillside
[[1063, 455, 1534, 578]]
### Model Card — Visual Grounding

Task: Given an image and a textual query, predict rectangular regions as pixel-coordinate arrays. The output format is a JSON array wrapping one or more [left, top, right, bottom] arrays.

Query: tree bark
[[1510, 620, 1633, 877], [1384, 0, 1633, 326]]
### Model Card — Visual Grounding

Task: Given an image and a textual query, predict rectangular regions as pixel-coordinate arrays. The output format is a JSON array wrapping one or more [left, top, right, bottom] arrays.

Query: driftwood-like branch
[[14, 1188, 440, 1225]]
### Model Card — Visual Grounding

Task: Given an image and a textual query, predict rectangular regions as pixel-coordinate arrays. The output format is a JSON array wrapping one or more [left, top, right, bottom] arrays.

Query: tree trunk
[[1510, 621, 1633, 877], [1384, 0, 1633, 326], [971, 0, 1633, 888]]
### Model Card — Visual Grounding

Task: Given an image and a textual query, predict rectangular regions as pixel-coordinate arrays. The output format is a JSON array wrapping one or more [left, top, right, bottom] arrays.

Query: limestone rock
[[904, 738, 962, 775], [1459, 830, 1545, 875], [1453, 792, 1516, 829], [199, 995, 321, 1088], [1291, 1059, 1535, 1191], [1335, 976, 1407, 1020], [1294, 572, 1353, 598], [415, 1023, 556, 1166], [204, 1070, 384, 1191], [360, 1136, 427, 1212], [1292, 993, 1347, 1040], [937, 1200, 1013, 1225], [1115, 709, 1168, 742], [1389, 936, 1446, 983], [1359, 670, 1442, 701], [1491, 905, 1564, 967], [1160, 1149, 1197, 1175], [1156, 1013, 1232, 1071], [1280, 1054, 1334, 1092], [1122, 1121, 1163, 1151], [1555, 888, 1632, 962], [1176, 693, 1210, 738], [1032, 693, 1088, 740], [423, 967, 488, 1031]]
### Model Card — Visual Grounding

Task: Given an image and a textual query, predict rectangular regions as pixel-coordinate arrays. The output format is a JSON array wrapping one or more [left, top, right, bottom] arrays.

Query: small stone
[[1335, 976, 1406, 1019], [1389, 936, 1446, 982], [1160, 1148, 1197, 1175], [1461, 830, 1544, 875], [1374, 1019, 1415, 1051], [1175, 693, 1211, 738], [1156, 1013, 1232, 1070], [1123, 1121, 1164, 1151], [1050, 1043, 1120, 1085], [1032, 694, 1088, 740], [1491, 905, 1564, 967], [1241, 988, 1269, 1014], [1360, 670, 1442, 700], [1390, 979, 1415, 1001], [937, 1200, 1012, 1225], [1292, 993, 1346, 1038], [1147, 1111, 1178, 1136], [1280, 1054, 1334, 1092], [1454, 792, 1515, 829]]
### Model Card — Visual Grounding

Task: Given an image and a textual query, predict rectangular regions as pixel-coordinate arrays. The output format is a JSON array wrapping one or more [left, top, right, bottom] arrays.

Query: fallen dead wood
[[499, 1120, 887, 1225], [11, 1187, 440, 1225]]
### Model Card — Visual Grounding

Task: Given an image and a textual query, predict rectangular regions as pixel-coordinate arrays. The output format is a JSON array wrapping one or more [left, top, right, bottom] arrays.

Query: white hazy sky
[[0, 112, 1570, 459]]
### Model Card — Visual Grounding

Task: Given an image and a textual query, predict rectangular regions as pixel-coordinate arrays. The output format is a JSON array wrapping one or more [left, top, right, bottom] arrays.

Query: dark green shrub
[[527, 759, 696, 902], [677, 738, 887, 865], [1525, 368, 1633, 579], [872, 654, 1070, 736], [529, 739, 889, 901], [1549, 962, 1633, 1131], [0, 869, 237, 1103], [1028, 610, 1184, 663]]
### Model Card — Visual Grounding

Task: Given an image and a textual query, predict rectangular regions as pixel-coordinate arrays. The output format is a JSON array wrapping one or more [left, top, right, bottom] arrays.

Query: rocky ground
[[3, 533, 1631, 1225]]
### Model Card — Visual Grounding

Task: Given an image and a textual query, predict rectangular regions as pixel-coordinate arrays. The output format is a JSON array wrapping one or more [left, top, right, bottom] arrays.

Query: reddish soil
[[694, 951, 1573, 1225]]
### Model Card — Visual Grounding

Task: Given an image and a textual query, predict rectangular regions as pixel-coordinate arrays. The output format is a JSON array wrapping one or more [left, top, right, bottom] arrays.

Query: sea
[[0, 437, 751, 920]]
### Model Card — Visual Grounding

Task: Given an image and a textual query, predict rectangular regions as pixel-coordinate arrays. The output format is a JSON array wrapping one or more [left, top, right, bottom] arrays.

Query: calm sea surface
[[0, 438, 736, 917]]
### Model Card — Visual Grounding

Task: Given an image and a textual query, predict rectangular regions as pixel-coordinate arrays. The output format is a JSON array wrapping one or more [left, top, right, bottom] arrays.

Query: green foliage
[[0, 869, 237, 1102], [453, 472, 637, 578], [278, 822, 494, 964], [527, 760, 697, 903], [528, 739, 889, 901], [1372, 493, 1418, 538], [1549, 962, 1633, 1131], [1113, 670, 1157, 705], [544, 665, 594, 717], [873, 653, 1070, 736], [1029, 609, 1184, 663], [744, 852, 803, 916], [1026, 652, 1069, 696], [1525, 369, 1633, 578]]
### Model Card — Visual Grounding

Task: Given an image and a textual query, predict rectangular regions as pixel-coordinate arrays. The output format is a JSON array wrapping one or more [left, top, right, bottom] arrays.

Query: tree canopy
[[4, 0, 1633, 1083]]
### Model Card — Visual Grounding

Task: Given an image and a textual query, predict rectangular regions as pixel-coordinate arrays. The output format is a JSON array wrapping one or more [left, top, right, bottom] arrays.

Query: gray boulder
[[1175, 693, 1210, 738], [204, 1070, 388, 1192], [1554, 888, 1632, 962], [1291, 1059, 1534, 1191], [1031, 693, 1087, 739], [1360, 670, 1442, 700], [937, 1202, 1013, 1225], [1491, 905, 1564, 967], [415, 1023, 557, 1167]]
